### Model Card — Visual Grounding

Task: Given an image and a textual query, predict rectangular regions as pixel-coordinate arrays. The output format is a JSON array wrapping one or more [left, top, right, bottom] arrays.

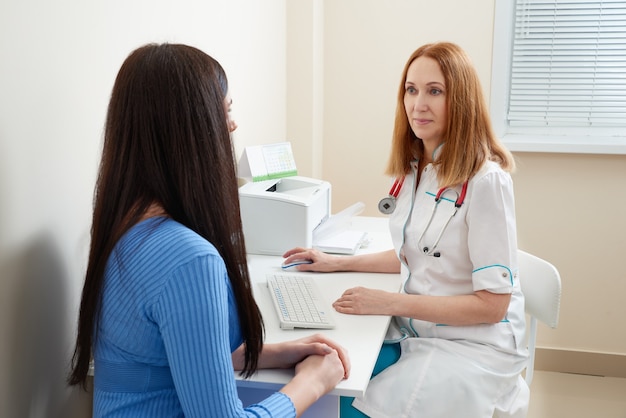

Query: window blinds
[[509, 0, 626, 128]]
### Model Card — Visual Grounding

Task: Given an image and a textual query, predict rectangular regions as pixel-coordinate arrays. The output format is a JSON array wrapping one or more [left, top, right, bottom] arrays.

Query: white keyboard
[[266, 274, 336, 330]]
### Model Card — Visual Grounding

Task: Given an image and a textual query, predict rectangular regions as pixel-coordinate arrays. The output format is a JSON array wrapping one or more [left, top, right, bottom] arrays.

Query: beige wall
[[288, 0, 626, 358], [513, 152, 626, 354]]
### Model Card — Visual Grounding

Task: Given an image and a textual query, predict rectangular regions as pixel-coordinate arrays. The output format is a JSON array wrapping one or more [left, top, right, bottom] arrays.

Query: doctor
[[283, 42, 529, 418]]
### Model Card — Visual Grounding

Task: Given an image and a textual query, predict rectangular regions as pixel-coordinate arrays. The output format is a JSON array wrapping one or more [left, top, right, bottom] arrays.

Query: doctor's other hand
[[282, 247, 341, 272], [333, 286, 393, 315]]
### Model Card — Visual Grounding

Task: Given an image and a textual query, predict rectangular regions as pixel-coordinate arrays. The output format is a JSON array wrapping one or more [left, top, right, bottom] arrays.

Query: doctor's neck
[[421, 148, 435, 165], [422, 140, 444, 165]]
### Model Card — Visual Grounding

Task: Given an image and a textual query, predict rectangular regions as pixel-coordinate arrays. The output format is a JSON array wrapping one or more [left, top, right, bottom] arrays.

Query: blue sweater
[[93, 217, 294, 417]]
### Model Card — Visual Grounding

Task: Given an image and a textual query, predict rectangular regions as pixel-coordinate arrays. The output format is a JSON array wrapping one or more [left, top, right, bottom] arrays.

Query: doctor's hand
[[282, 247, 342, 273], [333, 286, 394, 316]]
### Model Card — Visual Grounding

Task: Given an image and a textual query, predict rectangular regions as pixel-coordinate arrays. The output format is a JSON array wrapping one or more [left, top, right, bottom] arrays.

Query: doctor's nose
[[413, 94, 430, 111], [407, 94, 428, 113]]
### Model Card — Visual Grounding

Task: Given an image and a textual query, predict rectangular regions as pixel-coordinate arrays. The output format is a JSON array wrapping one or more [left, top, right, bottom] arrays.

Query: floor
[[67, 370, 626, 418], [528, 371, 626, 418]]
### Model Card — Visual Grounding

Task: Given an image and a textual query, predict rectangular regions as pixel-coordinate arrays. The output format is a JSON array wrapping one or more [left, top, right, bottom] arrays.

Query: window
[[491, 0, 626, 154]]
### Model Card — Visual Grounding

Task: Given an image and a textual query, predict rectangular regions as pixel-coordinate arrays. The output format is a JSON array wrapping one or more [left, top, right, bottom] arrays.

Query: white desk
[[236, 217, 401, 417]]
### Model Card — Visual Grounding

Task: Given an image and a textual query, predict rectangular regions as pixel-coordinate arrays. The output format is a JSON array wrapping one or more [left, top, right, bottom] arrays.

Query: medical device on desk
[[239, 176, 332, 255], [238, 142, 331, 255], [266, 273, 336, 330], [238, 142, 366, 255], [240, 179, 367, 255]]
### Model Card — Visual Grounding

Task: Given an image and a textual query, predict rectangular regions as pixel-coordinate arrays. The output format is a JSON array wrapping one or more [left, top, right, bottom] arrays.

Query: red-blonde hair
[[386, 42, 514, 187]]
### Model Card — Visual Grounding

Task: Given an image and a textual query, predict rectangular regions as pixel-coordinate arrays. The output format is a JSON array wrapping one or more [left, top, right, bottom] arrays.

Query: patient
[[67, 42, 350, 417]]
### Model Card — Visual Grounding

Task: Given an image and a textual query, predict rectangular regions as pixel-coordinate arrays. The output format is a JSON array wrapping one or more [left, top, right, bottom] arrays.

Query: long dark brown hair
[[68, 43, 263, 388], [386, 42, 515, 187]]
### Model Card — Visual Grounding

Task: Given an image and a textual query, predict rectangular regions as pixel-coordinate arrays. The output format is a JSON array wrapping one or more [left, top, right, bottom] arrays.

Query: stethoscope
[[379, 176, 469, 258]]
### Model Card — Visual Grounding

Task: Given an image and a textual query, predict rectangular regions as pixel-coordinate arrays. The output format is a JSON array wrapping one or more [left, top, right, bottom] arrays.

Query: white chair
[[518, 249, 562, 385], [494, 250, 562, 418]]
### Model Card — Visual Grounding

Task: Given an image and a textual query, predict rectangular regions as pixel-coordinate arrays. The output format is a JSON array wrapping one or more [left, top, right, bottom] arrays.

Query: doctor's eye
[[429, 88, 444, 96]]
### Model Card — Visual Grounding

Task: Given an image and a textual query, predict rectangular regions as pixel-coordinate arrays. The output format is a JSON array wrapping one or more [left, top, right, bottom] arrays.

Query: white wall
[[0, 1, 286, 416], [286, 0, 325, 179]]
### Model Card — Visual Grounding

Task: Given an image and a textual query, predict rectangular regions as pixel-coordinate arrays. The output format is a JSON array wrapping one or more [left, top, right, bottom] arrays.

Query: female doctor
[[283, 42, 529, 418]]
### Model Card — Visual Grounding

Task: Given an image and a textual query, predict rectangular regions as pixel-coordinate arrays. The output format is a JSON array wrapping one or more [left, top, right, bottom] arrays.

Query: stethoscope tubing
[[417, 183, 468, 257], [379, 176, 469, 257]]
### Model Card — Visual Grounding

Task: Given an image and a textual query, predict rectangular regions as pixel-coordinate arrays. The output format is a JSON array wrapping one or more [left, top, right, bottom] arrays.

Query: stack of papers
[[313, 202, 367, 255], [313, 230, 368, 255]]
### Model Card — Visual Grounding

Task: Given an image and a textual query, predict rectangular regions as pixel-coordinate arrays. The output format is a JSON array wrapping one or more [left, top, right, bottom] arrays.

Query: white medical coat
[[353, 158, 529, 418]]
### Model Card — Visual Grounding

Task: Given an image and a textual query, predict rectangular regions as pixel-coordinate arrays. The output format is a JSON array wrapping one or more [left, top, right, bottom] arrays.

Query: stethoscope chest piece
[[378, 197, 396, 214], [378, 176, 405, 215]]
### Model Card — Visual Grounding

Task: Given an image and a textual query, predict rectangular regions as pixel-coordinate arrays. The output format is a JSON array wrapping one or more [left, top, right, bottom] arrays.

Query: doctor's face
[[403, 56, 447, 150]]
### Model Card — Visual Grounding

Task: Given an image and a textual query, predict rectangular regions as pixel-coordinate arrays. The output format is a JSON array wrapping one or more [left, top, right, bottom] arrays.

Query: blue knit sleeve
[[153, 254, 295, 417]]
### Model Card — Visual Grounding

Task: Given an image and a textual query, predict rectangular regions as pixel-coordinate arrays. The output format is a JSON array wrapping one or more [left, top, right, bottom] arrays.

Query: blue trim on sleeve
[[473, 264, 514, 286]]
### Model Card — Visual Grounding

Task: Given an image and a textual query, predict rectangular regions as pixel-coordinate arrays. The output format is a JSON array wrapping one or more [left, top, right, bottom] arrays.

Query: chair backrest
[[517, 249, 562, 385]]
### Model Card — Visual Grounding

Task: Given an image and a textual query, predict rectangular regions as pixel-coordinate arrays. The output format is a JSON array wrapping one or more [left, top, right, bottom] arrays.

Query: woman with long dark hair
[[68, 43, 349, 417]]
